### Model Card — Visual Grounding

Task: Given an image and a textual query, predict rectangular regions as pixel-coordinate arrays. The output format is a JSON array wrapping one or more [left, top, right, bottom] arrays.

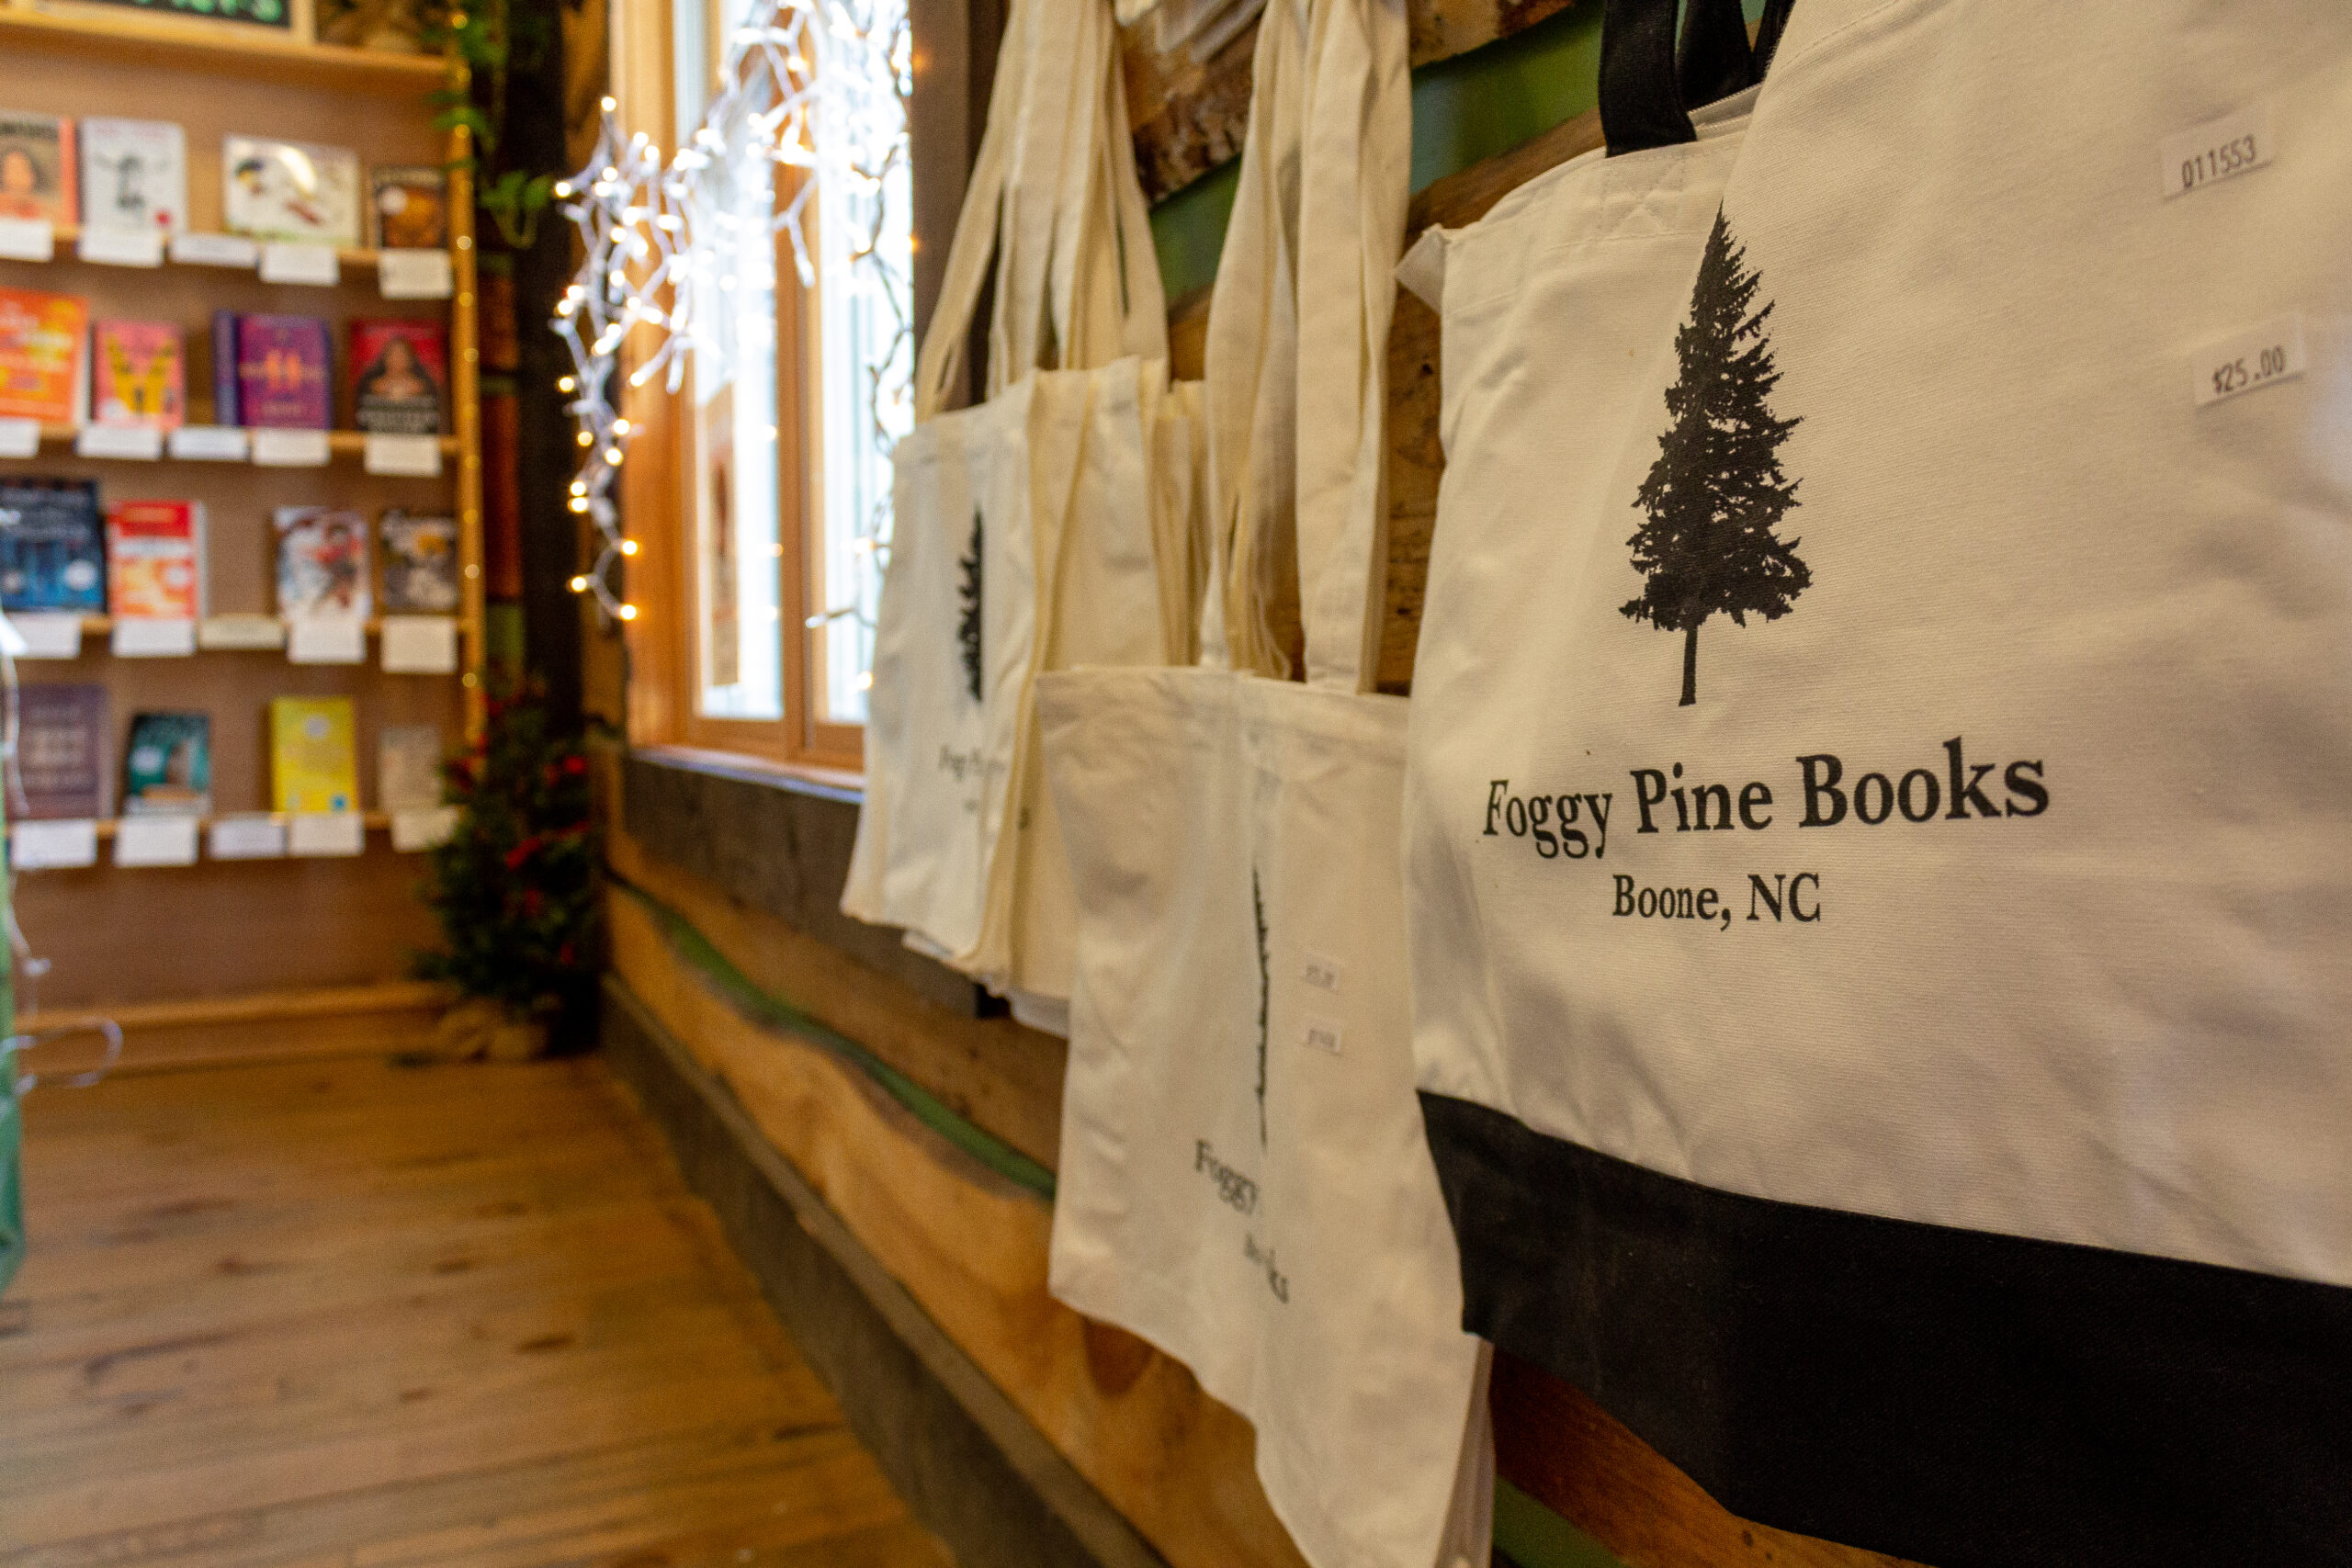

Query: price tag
[[2160, 103, 2272, 199], [198, 614, 286, 649], [169, 232, 259, 268], [391, 806, 460, 852], [12, 819, 99, 869], [259, 242, 341, 286], [169, 424, 251, 461], [1299, 951, 1343, 992], [288, 615, 367, 664], [363, 433, 443, 476], [251, 427, 331, 467], [288, 812, 367, 857], [1297, 1015, 1345, 1056], [0, 418, 39, 458], [380, 615, 458, 673], [76, 424, 164, 461], [77, 227, 164, 267], [112, 617, 197, 658], [209, 815, 287, 860], [116, 815, 200, 867], [379, 248, 455, 299], [0, 218, 55, 262], [2194, 315, 2306, 408], [11, 613, 83, 659]]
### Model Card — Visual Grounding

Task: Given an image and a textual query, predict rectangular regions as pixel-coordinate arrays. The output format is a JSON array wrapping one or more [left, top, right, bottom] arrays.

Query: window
[[615, 0, 912, 771]]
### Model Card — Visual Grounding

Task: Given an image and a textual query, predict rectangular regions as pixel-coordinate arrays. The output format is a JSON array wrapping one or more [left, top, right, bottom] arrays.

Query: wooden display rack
[[0, 6, 486, 1059]]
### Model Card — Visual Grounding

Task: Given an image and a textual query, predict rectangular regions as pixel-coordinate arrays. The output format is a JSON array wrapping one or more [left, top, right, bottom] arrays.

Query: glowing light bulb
[[569, 497, 590, 513], [602, 96, 617, 112], [569, 575, 589, 592], [558, 376, 576, 392], [617, 604, 639, 621], [619, 539, 640, 557], [856, 671, 874, 691], [576, 431, 594, 447], [612, 417, 633, 435]]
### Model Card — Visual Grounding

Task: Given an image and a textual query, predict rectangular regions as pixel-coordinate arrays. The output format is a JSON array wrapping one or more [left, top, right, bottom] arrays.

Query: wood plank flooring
[[0, 1051, 956, 1568]]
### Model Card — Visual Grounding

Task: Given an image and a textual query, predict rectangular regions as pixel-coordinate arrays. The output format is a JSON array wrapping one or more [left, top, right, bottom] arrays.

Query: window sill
[[634, 743, 865, 806]]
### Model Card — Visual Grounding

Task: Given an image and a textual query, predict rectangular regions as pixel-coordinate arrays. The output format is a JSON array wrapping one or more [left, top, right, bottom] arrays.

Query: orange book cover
[[0, 287, 88, 423], [107, 500, 205, 620]]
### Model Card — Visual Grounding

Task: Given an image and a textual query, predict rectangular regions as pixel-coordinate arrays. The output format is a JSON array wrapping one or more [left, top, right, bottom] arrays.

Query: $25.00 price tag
[[2194, 315, 2305, 409]]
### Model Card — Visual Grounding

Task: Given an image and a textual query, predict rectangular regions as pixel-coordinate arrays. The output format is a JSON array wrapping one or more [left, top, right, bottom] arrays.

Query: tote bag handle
[[1603, 0, 1784, 156]]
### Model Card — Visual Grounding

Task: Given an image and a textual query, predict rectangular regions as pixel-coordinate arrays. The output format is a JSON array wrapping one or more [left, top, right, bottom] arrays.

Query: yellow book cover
[[269, 696, 357, 813]]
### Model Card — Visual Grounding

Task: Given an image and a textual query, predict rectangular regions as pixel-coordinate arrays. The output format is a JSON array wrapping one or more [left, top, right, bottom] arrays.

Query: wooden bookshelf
[[0, 21, 482, 1017], [25, 427, 462, 459], [40, 224, 414, 273], [6, 809, 400, 839]]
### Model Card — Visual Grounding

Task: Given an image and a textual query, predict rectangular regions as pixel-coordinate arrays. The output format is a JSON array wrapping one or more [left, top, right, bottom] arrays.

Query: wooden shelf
[[8, 809, 401, 840], [0, 5, 443, 93], [51, 615, 431, 637], [17, 427, 460, 461], [31, 224, 401, 273]]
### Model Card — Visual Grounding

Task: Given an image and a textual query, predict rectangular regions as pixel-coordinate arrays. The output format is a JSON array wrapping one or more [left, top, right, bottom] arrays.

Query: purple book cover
[[211, 309, 239, 425], [234, 313, 331, 430]]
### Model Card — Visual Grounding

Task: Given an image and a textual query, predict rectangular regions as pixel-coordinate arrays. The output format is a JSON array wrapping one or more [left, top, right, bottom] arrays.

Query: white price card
[[113, 617, 197, 658], [13, 819, 99, 870], [380, 615, 458, 673], [1297, 1015, 1345, 1056], [198, 614, 286, 649], [0, 218, 55, 262], [11, 613, 83, 659], [260, 242, 340, 286], [209, 815, 287, 860], [288, 812, 366, 857], [78, 228, 164, 267], [0, 418, 39, 458], [2160, 103, 2272, 199], [116, 815, 200, 867], [2194, 315, 2306, 408], [76, 423, 163, 461], [169, 424, 251, 461], [288, 615, 367, 665], [169, 232, 259, 268], [391, 806, 460, 852], [251, 427, 331, 467], [363, 433, 442, 476], [379, 248, 455, 299]]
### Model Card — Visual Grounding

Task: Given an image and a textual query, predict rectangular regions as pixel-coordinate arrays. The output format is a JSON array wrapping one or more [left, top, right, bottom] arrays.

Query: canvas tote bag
[[842, 0, 1168, 970], [1405, 2, 2352, 1563], [1039, 0, 1490, 1562]]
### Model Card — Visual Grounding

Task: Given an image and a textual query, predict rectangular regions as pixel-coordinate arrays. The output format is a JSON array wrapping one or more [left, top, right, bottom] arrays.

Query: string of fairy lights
[[553, 0, 912, 626]]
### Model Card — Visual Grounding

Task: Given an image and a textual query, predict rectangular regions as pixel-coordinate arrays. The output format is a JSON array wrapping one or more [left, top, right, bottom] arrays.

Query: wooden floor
[[0, 1051, 956, 1568]]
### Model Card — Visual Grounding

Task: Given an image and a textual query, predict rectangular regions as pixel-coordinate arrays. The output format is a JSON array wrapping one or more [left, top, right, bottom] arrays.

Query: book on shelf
[[0, 476, 105, 613], [269, 695, 357, 814], [232, 314, 331, 430], [222, 136, 362, 248], [79, 119, 187, 239], [274, 505, 368, 620], [123, 710, 210, 817], [17, 682, 107, 820], [0, 288, 89, 424], [378, 723, 443, 811], [377, 509, 458, 613], [0, 112, 75, 227], [107, 499, 205, 620], [349, 319, 445, 435], [368, 165, 447, 250], [91, 320, 185, 430]]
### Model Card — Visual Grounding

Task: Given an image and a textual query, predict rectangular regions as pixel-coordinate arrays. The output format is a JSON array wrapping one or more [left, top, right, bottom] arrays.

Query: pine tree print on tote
[[956, 511, 983, 704], [1623, 209, 1810, 706]]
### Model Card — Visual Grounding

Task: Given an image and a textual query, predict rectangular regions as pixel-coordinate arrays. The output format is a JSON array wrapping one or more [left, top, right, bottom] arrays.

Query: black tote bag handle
[[1606, 0, 1797, 156]]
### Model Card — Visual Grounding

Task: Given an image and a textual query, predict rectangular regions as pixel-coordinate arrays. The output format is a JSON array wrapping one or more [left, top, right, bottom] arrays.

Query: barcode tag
[[13, 819, 99, 870], [1298, 1015, 1344, 1056], [0, 218, 54, 262], [288, 812, 366, 857], [170, 233, 259, 268], [1299, 952, 1342, 992], [76, 424, 163, 460], [0, 417, 38, 457], [2160, 104, 2272, 199], [2194, 315, 2305, 408], [288, 616, 367, 664], [391, 806, 460, 852], [380, 615, 459, 673], [379, 248, 454, 299], [113, 617, 196, 658], [260, 243, 341, 287], [169, 425, 250, 461], [78, 227, 164, 267], [12, 613, 83, 659], [251, 427, 331, 466], [116, 816, 199, 867], [209, 816, 287, 860], [198, 614, 285, 649], [364, 433, 442, 476]]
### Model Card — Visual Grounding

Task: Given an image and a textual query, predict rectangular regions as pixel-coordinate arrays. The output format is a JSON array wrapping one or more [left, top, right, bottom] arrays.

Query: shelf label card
[[2194, 315, 2306, 408], [288, 812, 368, 857], [288, 615, 367, 665], [78, 227, 164, 267], [0, 418, 38, 458], [169, 424, 251, 461], [10, 613, 83, 659], [260, 242, 341, 286], [363, 433, 442, 476], [76, 423, 164, 461], [116, 815, 200, 867], [251, 427, 331, 467], [391, 806, 460, 852], [209, 815, 287, 860], [380, 615, 458, 673], [12, 819, 99, 870], [169, 232, 259, 268], [112, 617, 197, 658], [379, 248, 455, 299], [0, 218, 55, 262], [2160, 103, 2272, 199], [198, 614, 286, 649]]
